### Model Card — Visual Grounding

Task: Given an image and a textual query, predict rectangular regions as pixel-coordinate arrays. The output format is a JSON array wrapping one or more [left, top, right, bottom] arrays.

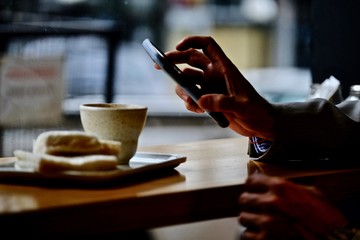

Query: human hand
[[238, 174, 348, 240], [164, 36, 275, 140]]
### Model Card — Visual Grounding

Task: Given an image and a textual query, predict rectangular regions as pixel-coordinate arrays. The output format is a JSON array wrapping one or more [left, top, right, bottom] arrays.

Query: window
[[0, 0, 312, 156]]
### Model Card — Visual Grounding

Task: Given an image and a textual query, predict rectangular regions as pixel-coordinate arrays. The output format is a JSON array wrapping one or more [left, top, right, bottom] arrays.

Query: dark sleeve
[[257, 99, 360, 162], [310, 0, 360, 98]]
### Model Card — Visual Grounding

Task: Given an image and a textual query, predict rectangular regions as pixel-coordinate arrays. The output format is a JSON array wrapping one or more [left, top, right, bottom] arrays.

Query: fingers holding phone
[[143, 38, 230, 128]]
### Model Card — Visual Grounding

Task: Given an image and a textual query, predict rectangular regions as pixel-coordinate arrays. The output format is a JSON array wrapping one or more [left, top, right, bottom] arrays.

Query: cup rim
[[80, 103, 147, 111]]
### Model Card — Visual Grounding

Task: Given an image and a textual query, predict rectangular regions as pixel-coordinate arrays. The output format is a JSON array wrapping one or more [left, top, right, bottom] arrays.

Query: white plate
[[0, 152, 186, 186]]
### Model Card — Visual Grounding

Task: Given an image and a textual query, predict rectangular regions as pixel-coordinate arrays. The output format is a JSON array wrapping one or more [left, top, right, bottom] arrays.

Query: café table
[[0, 137, 359, 238]]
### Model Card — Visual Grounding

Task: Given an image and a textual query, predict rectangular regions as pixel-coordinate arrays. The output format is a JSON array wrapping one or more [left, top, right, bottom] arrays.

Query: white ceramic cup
[[79, 103, 148, 164]]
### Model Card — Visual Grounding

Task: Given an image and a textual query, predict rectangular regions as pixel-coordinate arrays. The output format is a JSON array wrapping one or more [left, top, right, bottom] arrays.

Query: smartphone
[[142, 38, 229, 128]]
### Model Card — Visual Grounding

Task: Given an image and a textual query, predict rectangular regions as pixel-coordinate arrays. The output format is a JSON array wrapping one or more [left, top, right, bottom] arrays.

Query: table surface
[[0, 137, 359, 236]]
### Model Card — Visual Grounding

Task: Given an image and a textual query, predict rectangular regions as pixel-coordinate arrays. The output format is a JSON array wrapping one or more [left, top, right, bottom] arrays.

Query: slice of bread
[[15, 130, 122, 173], [38, 154, 118, 173], [33, 131, 102, 156], [99, 139, 122, 158], [32, 131, 122, 158], [14, 150, 118, 173]]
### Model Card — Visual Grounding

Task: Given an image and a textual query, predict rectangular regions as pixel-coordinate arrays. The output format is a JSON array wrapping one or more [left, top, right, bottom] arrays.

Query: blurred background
[[0, 0, 341, 239], [0, 0, 314, 157]]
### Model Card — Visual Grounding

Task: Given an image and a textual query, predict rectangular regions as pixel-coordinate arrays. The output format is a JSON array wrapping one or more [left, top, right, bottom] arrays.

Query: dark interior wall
[[310, 0, 360, 98]]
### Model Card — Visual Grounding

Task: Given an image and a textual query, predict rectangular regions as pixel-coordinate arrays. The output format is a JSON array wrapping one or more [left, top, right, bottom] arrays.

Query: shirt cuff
[[248, 137, 273, 158]]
